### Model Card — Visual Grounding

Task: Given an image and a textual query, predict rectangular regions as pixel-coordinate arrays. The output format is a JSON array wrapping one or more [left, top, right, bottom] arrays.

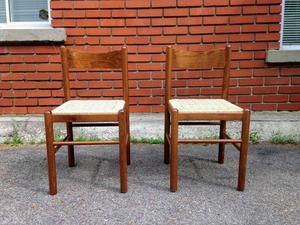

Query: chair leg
[[218, 120, 226, 164], [44, 112, 57, 195], [66, 122, 75, 167], [170, 110, 179, 192], [126, 110, 130, 165], [164, 109, 170, 164], [237, 110, 251, 191], [118, 110, 128, 193]]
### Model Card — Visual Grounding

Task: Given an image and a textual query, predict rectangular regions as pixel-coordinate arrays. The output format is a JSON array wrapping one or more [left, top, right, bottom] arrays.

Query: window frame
[[0, 0, 51, 29], [280, 0, 300, 50]]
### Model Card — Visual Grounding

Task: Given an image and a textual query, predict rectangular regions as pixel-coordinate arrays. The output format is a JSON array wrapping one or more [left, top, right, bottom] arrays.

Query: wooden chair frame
[[44, 46, 130, 195], [164, 45, 251, 192]]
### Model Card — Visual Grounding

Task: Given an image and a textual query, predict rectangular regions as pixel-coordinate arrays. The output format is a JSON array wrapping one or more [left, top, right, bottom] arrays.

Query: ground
[[0, 144, 299, 225]]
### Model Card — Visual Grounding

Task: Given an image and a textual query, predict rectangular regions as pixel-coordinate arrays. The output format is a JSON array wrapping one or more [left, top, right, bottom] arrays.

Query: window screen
[[9, 0, 48, 22], [282, 0, 300, 47], [0, 0, 6, 23]]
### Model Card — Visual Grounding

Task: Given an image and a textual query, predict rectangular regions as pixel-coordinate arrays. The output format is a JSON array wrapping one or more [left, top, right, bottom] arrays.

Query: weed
[[270, 133, 298, 145], [131, 137, 164, 144], [250, 131, 260, 144], [4, 122, 23, 145]]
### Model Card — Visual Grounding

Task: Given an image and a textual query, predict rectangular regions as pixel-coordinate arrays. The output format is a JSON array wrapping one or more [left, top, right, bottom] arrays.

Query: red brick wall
[[0, 0, 300, 114]]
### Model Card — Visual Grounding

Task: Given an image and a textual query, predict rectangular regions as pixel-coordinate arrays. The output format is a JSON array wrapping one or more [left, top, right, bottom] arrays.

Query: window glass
[[9, 0, 48, 22], [0, 0, 6, 23], [282, 0, 300, 47]]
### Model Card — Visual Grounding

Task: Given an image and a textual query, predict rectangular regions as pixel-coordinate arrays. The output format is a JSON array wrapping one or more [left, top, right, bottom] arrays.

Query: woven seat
[[169, 99, 243, 113], [52, 100, 125, 115]]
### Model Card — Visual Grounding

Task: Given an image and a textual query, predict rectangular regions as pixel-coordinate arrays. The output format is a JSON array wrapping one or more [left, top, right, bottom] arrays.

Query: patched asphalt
[[0, 144, 299, 225]]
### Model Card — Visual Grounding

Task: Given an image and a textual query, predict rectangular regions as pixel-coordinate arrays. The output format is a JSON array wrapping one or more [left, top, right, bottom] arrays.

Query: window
[[281, 0, 300, 50], [0, 0, 50, 28]]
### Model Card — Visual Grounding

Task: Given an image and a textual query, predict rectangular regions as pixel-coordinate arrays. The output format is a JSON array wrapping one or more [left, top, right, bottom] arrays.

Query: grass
[[131, 137, 164, 144], [270, 133, 299, 145], [3, 122, 23, 145]]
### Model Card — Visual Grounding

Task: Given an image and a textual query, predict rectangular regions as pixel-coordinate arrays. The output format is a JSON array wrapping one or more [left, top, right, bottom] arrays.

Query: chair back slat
[[172, 48, 226, 69], [66, 49, 123, 69]]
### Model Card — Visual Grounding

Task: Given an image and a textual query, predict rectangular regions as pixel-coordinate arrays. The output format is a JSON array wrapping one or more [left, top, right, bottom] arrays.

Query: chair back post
[[165, 46, 173, 104], [60, 46, 71, 102], [121, 47, 129, 112], [222, 45, 231, 100]]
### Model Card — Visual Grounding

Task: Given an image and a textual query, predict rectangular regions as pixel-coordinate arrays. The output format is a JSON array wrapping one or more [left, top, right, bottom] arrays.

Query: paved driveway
[[0, 144, 299, 225]]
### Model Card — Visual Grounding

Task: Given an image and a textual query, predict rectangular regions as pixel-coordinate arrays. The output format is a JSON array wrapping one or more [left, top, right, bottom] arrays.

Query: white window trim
[[0, 0, 51, 29], [280, 0, 300, 50]]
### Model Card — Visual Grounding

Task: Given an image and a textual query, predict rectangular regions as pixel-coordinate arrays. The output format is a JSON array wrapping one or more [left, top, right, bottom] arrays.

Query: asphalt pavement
[[0, 143, 299, 225]]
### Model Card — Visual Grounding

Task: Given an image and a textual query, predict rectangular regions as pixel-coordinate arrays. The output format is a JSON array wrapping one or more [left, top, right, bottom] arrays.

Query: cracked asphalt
[[0, 143, 299, 225]]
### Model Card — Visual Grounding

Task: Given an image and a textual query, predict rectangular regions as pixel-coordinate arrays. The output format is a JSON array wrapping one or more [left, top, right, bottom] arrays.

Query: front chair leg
[[164, 109, 170, 164], [118, 110, 128, 193], [126, 110, 130, 165], [44, 112, 57, 195], [218, 120, 226, 164], [66, 122, 75, 167], [237, 110, 250, 191], [170, 110, 179, 192]]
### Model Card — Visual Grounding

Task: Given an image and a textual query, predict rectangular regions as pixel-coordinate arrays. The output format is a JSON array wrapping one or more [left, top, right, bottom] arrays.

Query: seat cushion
[[169, 99, 243, 113], [52, 100, 125, 115]]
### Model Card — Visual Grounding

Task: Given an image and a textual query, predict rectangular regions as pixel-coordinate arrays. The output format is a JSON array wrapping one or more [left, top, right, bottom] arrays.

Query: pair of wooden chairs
[[44, 45, 250, 195]]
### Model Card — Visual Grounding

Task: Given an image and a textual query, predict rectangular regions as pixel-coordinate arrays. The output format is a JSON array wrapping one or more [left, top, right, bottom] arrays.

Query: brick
[[152, 0, 176, 7], [10, 64, 36, 72], [257, 0, 281, 4], [265, 77, 289, 85], [278, 104, 300, 111], [137, 28, 162, 36], [126, 37, 150, 45], [36, 64, 61, 72], [64, 10, 85, 18], [15, 99, 38, 106], [256, 33, 280, 41], [112, 10, 137, 18], [178, 36, 201, 43], [151, 36, 176, 44], [27, 90, 51, 97], [77, 19, 98, 27], [129, 89, 151, 97], [229, 34, 254, 42], [254, 69, 279, 77], [264, 95, 288, 103], [0, 99, 14, 106], [152, 18, 177, 26], [100, 19, 125, 27], [139, 80, 162, 88], [164, 8, 189, 17], [238, 95, 262, 103], [137, 63, 162, 71], [290, 95, 300, 102], [99, 1, 125, 9], [126, 0, 151, 8], [0, 82, 11, 89], [279, 87, 300, 94], [86, 10, 111, 18], [8, 46, 35, 54], [239, 78, 263, 86], [230, 16, 254, 24], [252, 104, 277, 111], [0, 107, 27, 114], [52, 19, 76, 27], [242, 24, 268, 33], [190, 26, 214, 34], [138, 97, 161, 105], [216, 7, 242, 15], [112, 28, 136, 36], [164, 27, 188, 35], [253, 87, 277, 94], [230, 0, 256, 5], [292, 77, 300, 85], [0, 55, 23, 63], [100, 37, 125, 45], [243, 6, 268, 14], [138, 9, 162, 17], [178, 88, 201, 96], [201, 88, 222, 95], [216, 25, 240, 34], [242, 42, 268, 51], [86, 28, 111, 36], [204, 16, 228, 25], [256, 15, 281, 23], [203, 35, 227, 43], [126, 18, 150, 27], [270, 5, 281, 14], [179, 17, 202, 26], [178, 0, 203, 7], [50, 1, 73, 9], [204, 0, 229, 6], [38, 98, 63, 106], [190, 8, 215, 16]]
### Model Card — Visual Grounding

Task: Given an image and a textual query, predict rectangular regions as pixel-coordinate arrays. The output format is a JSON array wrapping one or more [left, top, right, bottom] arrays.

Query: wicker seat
[[52, 100, 125, 115], [169, 99, 243, 113], [164, 45, 251, 192]]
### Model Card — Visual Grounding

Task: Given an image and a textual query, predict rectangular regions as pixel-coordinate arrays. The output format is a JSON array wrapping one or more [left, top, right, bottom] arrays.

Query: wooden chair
[[164, 45, 250, 192], [44, 46, 130, 195]]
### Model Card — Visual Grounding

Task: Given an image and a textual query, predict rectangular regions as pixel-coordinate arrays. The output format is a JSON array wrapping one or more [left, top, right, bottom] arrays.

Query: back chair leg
[[218, 120, 226, 164], [119, 110, 128, 193], [126, 110, 130, 165], [66, 122, 75, 167], [164, 109, 171, 164], [44, 112, 57, 195], [170, 110, 179, 192], [237, 110, 250, 191]]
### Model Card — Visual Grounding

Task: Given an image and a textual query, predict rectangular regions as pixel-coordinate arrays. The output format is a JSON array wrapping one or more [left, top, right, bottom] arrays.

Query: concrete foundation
[[0, 112, 299, 144]]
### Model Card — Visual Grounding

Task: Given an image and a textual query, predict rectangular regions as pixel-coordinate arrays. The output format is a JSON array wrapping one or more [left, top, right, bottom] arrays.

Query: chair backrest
[[165, 45, 231, 103], [60, 46, 129, 110]]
